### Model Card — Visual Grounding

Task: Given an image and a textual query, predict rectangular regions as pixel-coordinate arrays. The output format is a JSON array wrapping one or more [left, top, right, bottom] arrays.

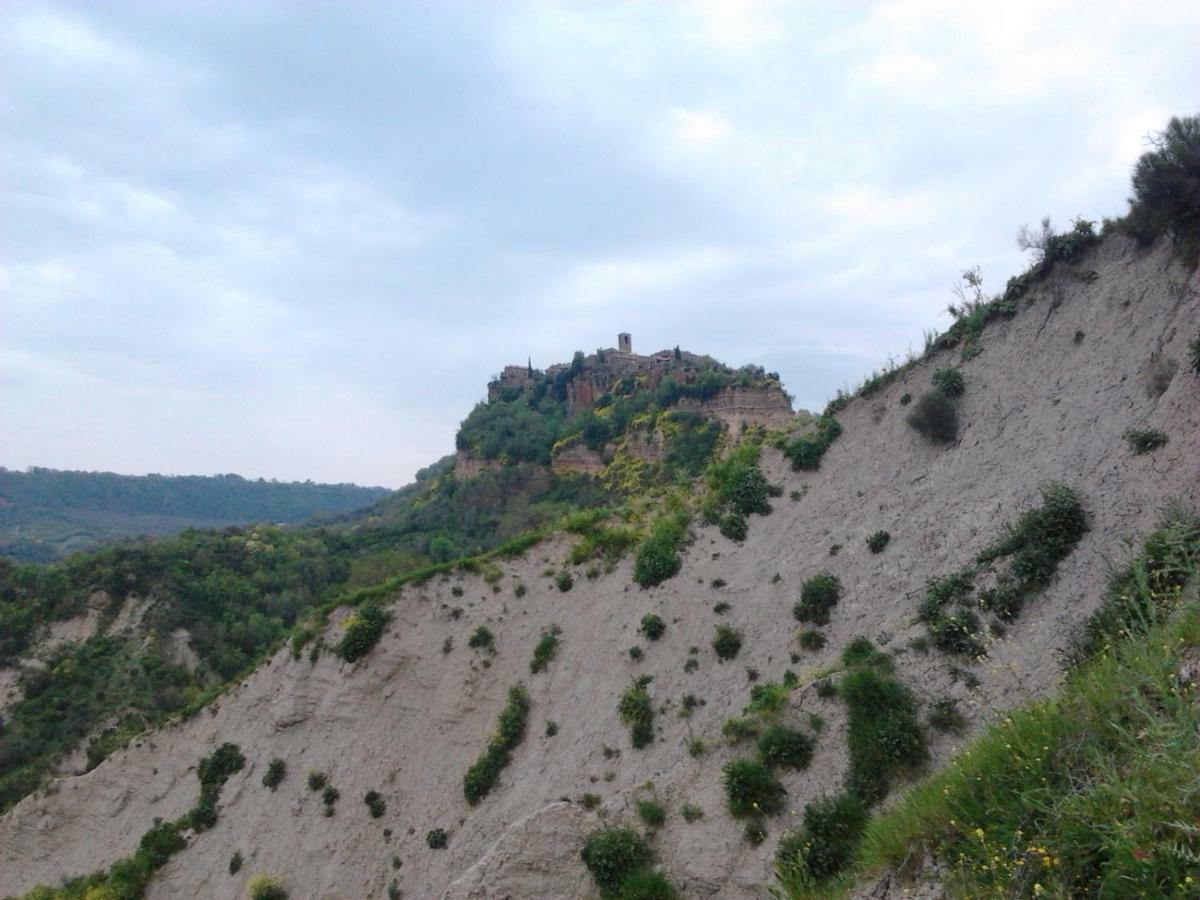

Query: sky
[[2, 1, 1197, 488]]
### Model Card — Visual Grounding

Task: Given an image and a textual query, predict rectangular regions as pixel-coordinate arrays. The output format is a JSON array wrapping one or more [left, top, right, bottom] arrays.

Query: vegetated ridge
[[0, 115, 1197, 900]]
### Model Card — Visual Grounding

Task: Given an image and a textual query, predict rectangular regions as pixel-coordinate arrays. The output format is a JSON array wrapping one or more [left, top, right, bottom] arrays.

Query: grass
[[723, 758, 786, 818], [798, 630, 827, 651], [636, 799, 667, 828], [776, 508, 1200, 899], [840, 667, 926, 805]]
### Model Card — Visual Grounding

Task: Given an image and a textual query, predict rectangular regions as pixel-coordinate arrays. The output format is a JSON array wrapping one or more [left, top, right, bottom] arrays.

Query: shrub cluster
[[783, 416, 843, 471], [840, 667, 926, 804], [364, 790, 386, 818], [633, 512, 689, 588], [467, 625, 495, 650], [262, 757, 286, 791], [797, 630, 827, 651], [530, 627, 560, 673], [1123, 428, 1168, 454], [1124, 114, 1200, 259], [793, 573, 842, 626], [931, 368, 965, 397], [463, 685, 531, 805], [712, 625, 743, 661], [723, 758, 786, 818], [580, 827, 664, 898], [639, 614, 666, 641], [775, 792, 867, 885], [704, 442, 775, 541], [619, 677, 655, 749], [426, 827, 448, 849], [336, 603, 391, 663], [756, 724, 815, 771], [865, 530, 890, 554]]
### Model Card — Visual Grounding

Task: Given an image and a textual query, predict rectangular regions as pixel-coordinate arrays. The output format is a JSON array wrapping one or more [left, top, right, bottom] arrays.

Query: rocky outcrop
[[550, 442, 605, 476], [680, 384, 796, 432], [455, 452, 502, 479]]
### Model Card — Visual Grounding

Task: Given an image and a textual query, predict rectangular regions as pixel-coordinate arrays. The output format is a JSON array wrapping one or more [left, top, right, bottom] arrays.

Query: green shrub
[[814, 679, 837, 698], [932, 368, 965, 397], [306, 770, 327, 791], [248, 874, 289, 900], [927, 607, 985, 657], [467, 625, 494, 650], [719, 513, 748, 542], [757, 724, 815, 770], [713, 601, 731, 614], [629, 645, 644, 661], [1124, 428, 1168, 454], [723, 758, 786, 817], [262, 758, 286, 791], [530, 628, 560, 673], [775, 792, 867, 883], [706, 441, 772, 517], [187, 742, 245, 831], [619, 678, 655, 749], [1124, 114, 1200, 256], [616, 869, 678, 899], [336, 603, 391, 663], [794, 573, 841, 626], [555, 570, 574, 592], [364, 790, 386, 818], [687, 737, 706, 757], [928, 698, 967, 733], [322, 785, 340, 812], [865, 530, 890, 554], [639, 614, 666, 641], [636, 799, 666, 827], [840, 668, 926, 804], [906, 391, 958, 443], [463, 685, 530, 805], [138, 820, 186, 869], [747, 680, 791, 716], [797, 630, 827, 651], [783, 416, 843, 471], [634, 512, 688, 588], [979, 482, 1088, 589], [581, 827, 654, 896], [1190, 333, 1200, 375], [712, 625, 742, 661], [426, 827, 448, 849]]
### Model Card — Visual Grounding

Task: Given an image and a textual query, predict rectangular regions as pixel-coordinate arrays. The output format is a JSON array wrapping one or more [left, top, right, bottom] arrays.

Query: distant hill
[[0, 467, 391, 561]]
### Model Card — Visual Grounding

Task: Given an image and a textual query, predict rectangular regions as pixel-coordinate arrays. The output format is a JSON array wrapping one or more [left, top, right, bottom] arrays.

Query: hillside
[[0, 469, 391, 562], [0, 227, 1196, 899]]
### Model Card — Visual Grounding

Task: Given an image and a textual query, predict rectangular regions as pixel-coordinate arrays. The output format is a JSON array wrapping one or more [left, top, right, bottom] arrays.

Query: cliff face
[[678, 384, 796, 433], [3, 236, 1198, 900]]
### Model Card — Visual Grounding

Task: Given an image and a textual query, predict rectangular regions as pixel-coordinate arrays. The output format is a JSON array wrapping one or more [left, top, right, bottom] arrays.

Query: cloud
[[2, 0, 1198, 486]]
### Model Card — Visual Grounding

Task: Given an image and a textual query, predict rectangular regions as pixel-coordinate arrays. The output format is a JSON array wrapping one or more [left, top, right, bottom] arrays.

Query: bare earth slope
[[2, 236, 1197, 899]]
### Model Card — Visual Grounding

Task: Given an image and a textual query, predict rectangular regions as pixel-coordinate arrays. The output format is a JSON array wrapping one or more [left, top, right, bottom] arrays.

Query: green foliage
[[712, 625, 742, 661], [530, 628, 560, 673], [978, 483, 1088, 590], [661, 411, 722, 476], [775, 792, 867, 885], [1190, 332, 1200, 375], [467, 625, 495, 650], [336, 603, 391, 663], [262, 758, 286, 791], [840, 637, 882, 668], [681, 803, 704, 822], [615, 869, 678, 900], [931, 368, 965, 397], [321, 785, 340, 813], [794, 573, 842, 626], [463, 685, 530, 805], [636, 799, 666, 828], [783, 416, 843, 471], [927, 607, 984, 657], [746, 680, 792, 716], [1124, 428, 1169, 454], [865, 531, 890, 554], [364, 790, 386, 818], [633, 511, 689, 588], [581, 827, 655, 897], [722, 716, 761, 743], [426, 827, 449, 849], [706, 442, 772, 518], [619, 678, 655, 749], [247, 874, 289, 900], [723, 758, 786, 818], [757, 724, 815, 771], [840, 668, 926, 804], [229, 850, 244, 874], [555, 570, 574, 592], [797, 630, 826, 651], [629, 645, 644, 661], [307, 771, 327, 791], [1124, 114, 1200, 257], [906, 391, 958, 443], [639, 614, 666, 641]]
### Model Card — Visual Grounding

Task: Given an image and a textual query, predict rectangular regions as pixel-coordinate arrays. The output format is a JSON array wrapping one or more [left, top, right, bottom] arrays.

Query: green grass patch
[[462, 685, 531, 806]]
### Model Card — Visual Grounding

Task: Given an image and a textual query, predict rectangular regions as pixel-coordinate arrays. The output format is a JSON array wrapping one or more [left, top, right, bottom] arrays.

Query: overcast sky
[[2, 1, 1197, 488]]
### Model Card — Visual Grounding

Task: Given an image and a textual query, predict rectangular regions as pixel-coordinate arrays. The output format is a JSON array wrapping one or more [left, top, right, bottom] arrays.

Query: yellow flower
[[1033, 885, 1045, 896]]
